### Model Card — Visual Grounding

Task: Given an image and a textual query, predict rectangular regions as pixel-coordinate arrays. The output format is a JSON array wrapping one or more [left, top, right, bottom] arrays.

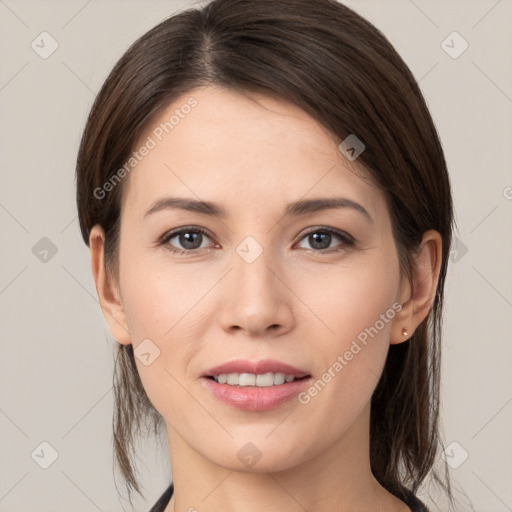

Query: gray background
[[1, 0, 511, 511]]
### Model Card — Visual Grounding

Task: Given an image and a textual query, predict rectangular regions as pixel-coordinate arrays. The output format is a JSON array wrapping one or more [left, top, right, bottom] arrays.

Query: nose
[[217, 243, 295, 338]]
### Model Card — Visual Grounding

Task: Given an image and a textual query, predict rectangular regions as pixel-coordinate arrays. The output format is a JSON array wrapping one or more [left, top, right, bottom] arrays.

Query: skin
[[89, 85, 442, 512]]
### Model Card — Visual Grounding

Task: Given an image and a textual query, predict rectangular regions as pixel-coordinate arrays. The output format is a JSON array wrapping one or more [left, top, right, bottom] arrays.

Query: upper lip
[[203, 359, 310, 378]]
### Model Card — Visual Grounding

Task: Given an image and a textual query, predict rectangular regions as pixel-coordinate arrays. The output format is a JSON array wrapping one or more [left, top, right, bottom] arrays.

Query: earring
[[401, 327, 408, 337]]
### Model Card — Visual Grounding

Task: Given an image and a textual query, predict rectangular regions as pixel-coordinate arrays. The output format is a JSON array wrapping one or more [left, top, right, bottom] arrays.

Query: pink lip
[[201, 358, 312, 412], [201, 376, 312, 411], [203, 358, 309, 378]]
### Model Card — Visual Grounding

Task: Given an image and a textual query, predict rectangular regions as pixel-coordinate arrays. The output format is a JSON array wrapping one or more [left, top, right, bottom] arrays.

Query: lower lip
[[201, 377, 311, 411]]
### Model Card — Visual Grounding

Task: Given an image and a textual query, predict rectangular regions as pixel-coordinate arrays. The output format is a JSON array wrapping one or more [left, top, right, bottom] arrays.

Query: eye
[[159, 226, 354, 256], [295, 227, 354, 253], [160, 227, 215, 254]]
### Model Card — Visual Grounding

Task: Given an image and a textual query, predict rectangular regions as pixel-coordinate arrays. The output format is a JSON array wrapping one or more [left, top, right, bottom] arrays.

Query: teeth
[[273, 372, 285, 385], [227, 373, 239, 385], [213, 372, 298, 386], [256, 373, 273, 386], [239, 373, 256, 386]]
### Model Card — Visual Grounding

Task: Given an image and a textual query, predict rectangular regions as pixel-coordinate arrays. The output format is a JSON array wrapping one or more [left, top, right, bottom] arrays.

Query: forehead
[[121, 85, 381, 218]]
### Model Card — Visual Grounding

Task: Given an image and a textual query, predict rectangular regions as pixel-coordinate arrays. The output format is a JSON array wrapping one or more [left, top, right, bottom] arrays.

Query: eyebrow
[[144, 196, 373, 223]]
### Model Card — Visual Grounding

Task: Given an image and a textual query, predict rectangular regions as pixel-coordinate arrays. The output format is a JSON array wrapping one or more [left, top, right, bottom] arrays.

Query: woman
[[75, 0, 455, 510]]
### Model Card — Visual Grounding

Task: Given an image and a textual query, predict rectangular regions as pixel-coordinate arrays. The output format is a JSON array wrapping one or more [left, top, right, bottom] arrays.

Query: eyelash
[[158, 225, 355, 256]]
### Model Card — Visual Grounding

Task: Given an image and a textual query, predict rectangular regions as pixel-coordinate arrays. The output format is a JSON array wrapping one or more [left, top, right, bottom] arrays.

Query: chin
[[203, 439, 311, 474]]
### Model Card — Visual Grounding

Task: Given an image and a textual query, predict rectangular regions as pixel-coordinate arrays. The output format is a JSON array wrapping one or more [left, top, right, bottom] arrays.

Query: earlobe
[[89, 225, 132, 345], [390, 230, 442, 345], [390, 278, 413, 345]]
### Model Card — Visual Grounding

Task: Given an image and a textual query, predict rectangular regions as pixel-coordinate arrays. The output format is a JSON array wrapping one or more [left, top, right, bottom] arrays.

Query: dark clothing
[[148, 482, 174, 512], [148, 482, 430, 512]]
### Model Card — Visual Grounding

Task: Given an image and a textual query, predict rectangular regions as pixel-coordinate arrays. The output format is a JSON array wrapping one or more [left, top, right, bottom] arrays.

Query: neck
[[163, 403, 409, 512]]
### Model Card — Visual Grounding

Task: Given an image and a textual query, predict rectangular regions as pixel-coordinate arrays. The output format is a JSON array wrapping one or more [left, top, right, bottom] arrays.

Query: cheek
[[119, 245, 198, 341], [295, 252, 400, 407], [117, 246, 215, 410], [295, 253, 399, 348], [120, 265, 200, 424]]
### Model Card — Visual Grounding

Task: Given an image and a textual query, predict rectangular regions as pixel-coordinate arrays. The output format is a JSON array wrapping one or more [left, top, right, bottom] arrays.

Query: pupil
[[310, 232, 330, 250], [181, 232, 201, 249]]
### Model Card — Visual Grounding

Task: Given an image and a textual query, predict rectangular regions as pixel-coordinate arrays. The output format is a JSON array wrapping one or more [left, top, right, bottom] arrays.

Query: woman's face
[[110, 85, 406, 471]]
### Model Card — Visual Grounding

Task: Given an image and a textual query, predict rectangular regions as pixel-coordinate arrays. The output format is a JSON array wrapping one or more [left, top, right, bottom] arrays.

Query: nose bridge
[[233, 234, 279, 302], [219, 234, 293, 334]]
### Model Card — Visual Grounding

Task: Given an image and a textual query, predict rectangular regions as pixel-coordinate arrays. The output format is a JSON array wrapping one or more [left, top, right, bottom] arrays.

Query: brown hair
[[76, 0, 455, 506]]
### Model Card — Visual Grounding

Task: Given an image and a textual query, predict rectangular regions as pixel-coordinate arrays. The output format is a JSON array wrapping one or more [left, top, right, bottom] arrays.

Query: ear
[[89, 224, 131, 345], [390, 229, 442, 345]]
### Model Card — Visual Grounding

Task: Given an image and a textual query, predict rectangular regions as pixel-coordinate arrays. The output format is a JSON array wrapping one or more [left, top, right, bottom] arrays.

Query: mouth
[[201, 359, 312, 411], [202, 358, 310, 383], [206, 372, 309, 387]]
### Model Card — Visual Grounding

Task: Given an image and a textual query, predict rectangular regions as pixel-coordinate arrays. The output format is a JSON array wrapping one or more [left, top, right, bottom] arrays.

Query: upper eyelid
[[300, 226, 353, 241], [161, 226, 215, 243]]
